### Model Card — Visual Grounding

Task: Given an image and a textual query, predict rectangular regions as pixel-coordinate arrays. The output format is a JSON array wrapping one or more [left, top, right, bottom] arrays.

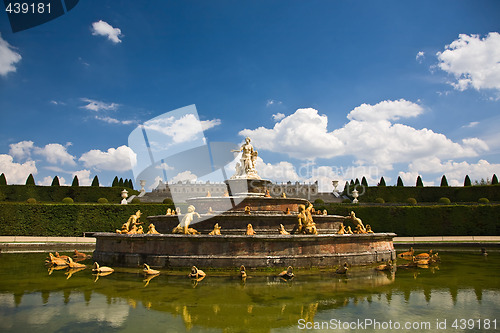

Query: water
[[0, 250, 498, 332]]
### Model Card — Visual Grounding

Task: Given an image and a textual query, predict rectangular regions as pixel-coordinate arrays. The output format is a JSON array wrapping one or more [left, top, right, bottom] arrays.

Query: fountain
[[92, 137, 396, 268]]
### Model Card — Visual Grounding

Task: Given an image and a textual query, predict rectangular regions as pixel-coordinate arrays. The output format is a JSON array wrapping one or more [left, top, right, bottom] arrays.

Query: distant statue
[[230, 137, 261, 179], [244, 206, 251, 215], [147, 223, 160, 234], [246, 224, 256, 235], [118, 210, 142, 234], [323, 209, 327, 215], [345, 226, 353, 234], [208, 223, 222, 235], [176, 207, 182, 215], [264, 189, 271, 197], [223, 190, 229, 197], [353, 224, 366, 234], [166, 208, 172, 215], [346, 211, 365, 232], [284, 207, 291, 215], [292, 202, 317, 235], [206, 191, 211, 197], [281, 192, 287, 198], [278, 224, 290, 235], [207, 207, 214, 214], [365, 224, 374, 233], [337, 223, 346, 235], [172, 205, 200, 235], [137, 225, 144, 234]]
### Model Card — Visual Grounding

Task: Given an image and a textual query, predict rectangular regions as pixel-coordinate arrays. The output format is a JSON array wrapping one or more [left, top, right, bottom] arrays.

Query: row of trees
[[0, 173, 134, 189], [344, 174, 499, 191]]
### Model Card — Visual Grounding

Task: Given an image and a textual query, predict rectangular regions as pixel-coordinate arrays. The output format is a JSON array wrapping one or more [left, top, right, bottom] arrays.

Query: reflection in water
[[0, 252, 498, 332]]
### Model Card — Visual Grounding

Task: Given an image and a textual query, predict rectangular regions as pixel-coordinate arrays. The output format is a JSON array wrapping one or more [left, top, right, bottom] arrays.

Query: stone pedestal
[[225, 178, 273, 196]]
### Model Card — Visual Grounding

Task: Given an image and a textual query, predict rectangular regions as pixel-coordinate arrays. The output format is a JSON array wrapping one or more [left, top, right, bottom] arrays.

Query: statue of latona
[[230, 137, 261, 179]]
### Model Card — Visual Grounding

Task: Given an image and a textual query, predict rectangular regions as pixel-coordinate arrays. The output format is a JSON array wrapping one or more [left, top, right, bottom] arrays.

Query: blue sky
[[1, 0, 500, 190]]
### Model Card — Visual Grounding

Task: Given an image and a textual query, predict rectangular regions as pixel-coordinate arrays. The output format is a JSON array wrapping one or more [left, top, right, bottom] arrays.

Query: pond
[[0, 250, 498, 332]]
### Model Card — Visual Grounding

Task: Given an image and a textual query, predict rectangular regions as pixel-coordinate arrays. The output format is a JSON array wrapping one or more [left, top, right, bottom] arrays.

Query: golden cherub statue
[[116, 210, 143, 234], [337, 223, 346, 235], [292, 202, 317, 235], [147, 223, 160, 234], [208, 223, 222, 235], [166, 208, 172, 215], [172, 205, 200, 235], [246, 224, 256, 235], [244, 206, 251, 215], [365, 224, 374, 233], [278, 224, 290, 235]]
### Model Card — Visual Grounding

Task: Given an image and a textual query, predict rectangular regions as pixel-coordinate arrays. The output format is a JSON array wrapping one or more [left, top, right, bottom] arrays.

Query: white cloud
[[0, 154, 37, 184], [79, 145, 137, 171], [149, 176, 164, 190], [266, 99, 283, 107], [143, 113, 220, 144], [0, 33, 22, 76], [156, 162, 174, 170], [72, 169, 92, 186], [256, 158, 300, 182], [80, 98, 119, 112], [240, 108, 344, 160], [9, 141, 34, 160], [91, 20, 123, 43], [462, 121, 479, 128], [39, 175, 68, 186], [347, 99, 423, 122], [240, 100, 489, 172], [436, 32, 500, 93], [95, 115, 135, 125], [272, 113, 285, 121], [170, 170, 197, 183], [416, 51, 425, 63], [35, 143, 76, 165]]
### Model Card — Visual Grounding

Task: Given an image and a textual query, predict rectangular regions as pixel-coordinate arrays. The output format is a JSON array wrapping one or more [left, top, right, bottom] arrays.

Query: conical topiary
[[51, 176, 60, 186], [0, 173, 6, 185], [378, 177, 386, 187], [361, 176, 368, 187], [91, 175, 99, 187], [440, 175, 448, 187], [464, 175, 472, 187], [72, 175, 79, 187], [118, 178, 124, 187], [492, 174, 498, 185], [397, 176, 404, 187], [26, 174, 35, 185], [112, 176, 119, 187], [416, 176, 423, 187]]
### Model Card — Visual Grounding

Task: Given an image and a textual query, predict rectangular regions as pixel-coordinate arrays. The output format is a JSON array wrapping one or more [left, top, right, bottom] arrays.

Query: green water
[[0, 250, 498, 333]]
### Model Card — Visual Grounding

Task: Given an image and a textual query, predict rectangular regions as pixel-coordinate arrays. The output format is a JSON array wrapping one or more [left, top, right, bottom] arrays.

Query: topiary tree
[[26, 174, 35, 185], [438, 197, 451, 204], [62, 197, 74, 203], [112, 176, 119, 187], [51, 176, 60, 186], [314, 198, 325, 205], [0, 173, 6, 185], [478, 197, 490, 204], [129, 179, 134, 190], [91, 175, 100, 187], [378, 177, 386, 187], [71, 175, 79, 187], [163, 198, 173, 205], [349, 179, 354, 186], [407, 197, 417, 205], [440, 175, 448, 187], [397, 176, 404, 187], [118, 178, 124, 187], [416, 176, 423, 187], [97, 197, 108, 203], [342, 181, 349, 194], [492, 174, 498, 185], [361, 176, 368, 187], [464, 175, 472, 187], [354, 178, 360, 185], [374, 197, 385, 204], [26, 197, 37, 204]]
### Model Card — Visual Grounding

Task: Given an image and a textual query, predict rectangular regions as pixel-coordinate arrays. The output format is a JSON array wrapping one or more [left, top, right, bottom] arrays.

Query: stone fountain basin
[[92, 232, 396, 268]]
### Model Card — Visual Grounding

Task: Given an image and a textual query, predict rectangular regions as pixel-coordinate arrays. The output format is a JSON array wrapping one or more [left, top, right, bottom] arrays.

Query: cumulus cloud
[[272, 113, 285, 121], [436, 32, 500, 93], [170, 170, 197, 183], [81, 98, 119, 112], [72, 169, 92, 186], [462, 121, 479, 128], [143, 113, 221, 144], [35, 143, 76, 165], [240, 100, 489, 173], [0, 154, 37, 184], [0, 33, 22, 76], [39, 175, 68, 186], [95, 115, 135, 125], [79, 145, 137, 171], [266, 99, 283, 107], [91, 20, 123, 43], [416, 51, 425, 63], [9, 141, 34, 160]]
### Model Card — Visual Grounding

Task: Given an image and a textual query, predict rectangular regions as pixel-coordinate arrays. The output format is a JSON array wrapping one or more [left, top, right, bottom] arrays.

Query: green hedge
[[357, 185, 500, 203], [0, 185, 138, 203], [0, 203, 173, 236], [325, 204, 500, 236]]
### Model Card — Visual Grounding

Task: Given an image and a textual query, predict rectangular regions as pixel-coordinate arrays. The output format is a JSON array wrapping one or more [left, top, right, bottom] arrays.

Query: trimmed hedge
[[359, 185, 500, 203], [325, 204, 500, 236], [0, 203, 174, 236], [0, 185, 138, 203]]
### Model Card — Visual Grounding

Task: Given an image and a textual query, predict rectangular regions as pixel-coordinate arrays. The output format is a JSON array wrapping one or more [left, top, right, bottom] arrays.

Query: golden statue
[[293, 202, 317, 235], [166, 208, 172, 215], [92, 262, 114, 273], [223, 190, 229, 197], [207, 207, 214, 214], [337, 223, 346, 235], [246, 224, 256, 235], [46, 253, 68, 266], [137, 225, 144, 234], [365, 224, 374, 233], [73, 250, 91, 260], [345, 211, 365, 232], [240, 265, 247, 279], [117, 210, 143, 234], [206, 191, 211, 197], [208, 223, 222, 235], [143, 263, 160, 275], [66, 257, 86, 269], [281, 192, 287, 198], [147, 223, 160, 234], [278, 224, 290, 235], [172, 205, 200, 234], [189, 266, 206, 279], [244, 206, 251, 215], [345, 226, 353, 234], [353, 224, 367, 234], [278, 266, 294, 279], [284, 207, 291, 215], [264, 189, 271, 197]]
